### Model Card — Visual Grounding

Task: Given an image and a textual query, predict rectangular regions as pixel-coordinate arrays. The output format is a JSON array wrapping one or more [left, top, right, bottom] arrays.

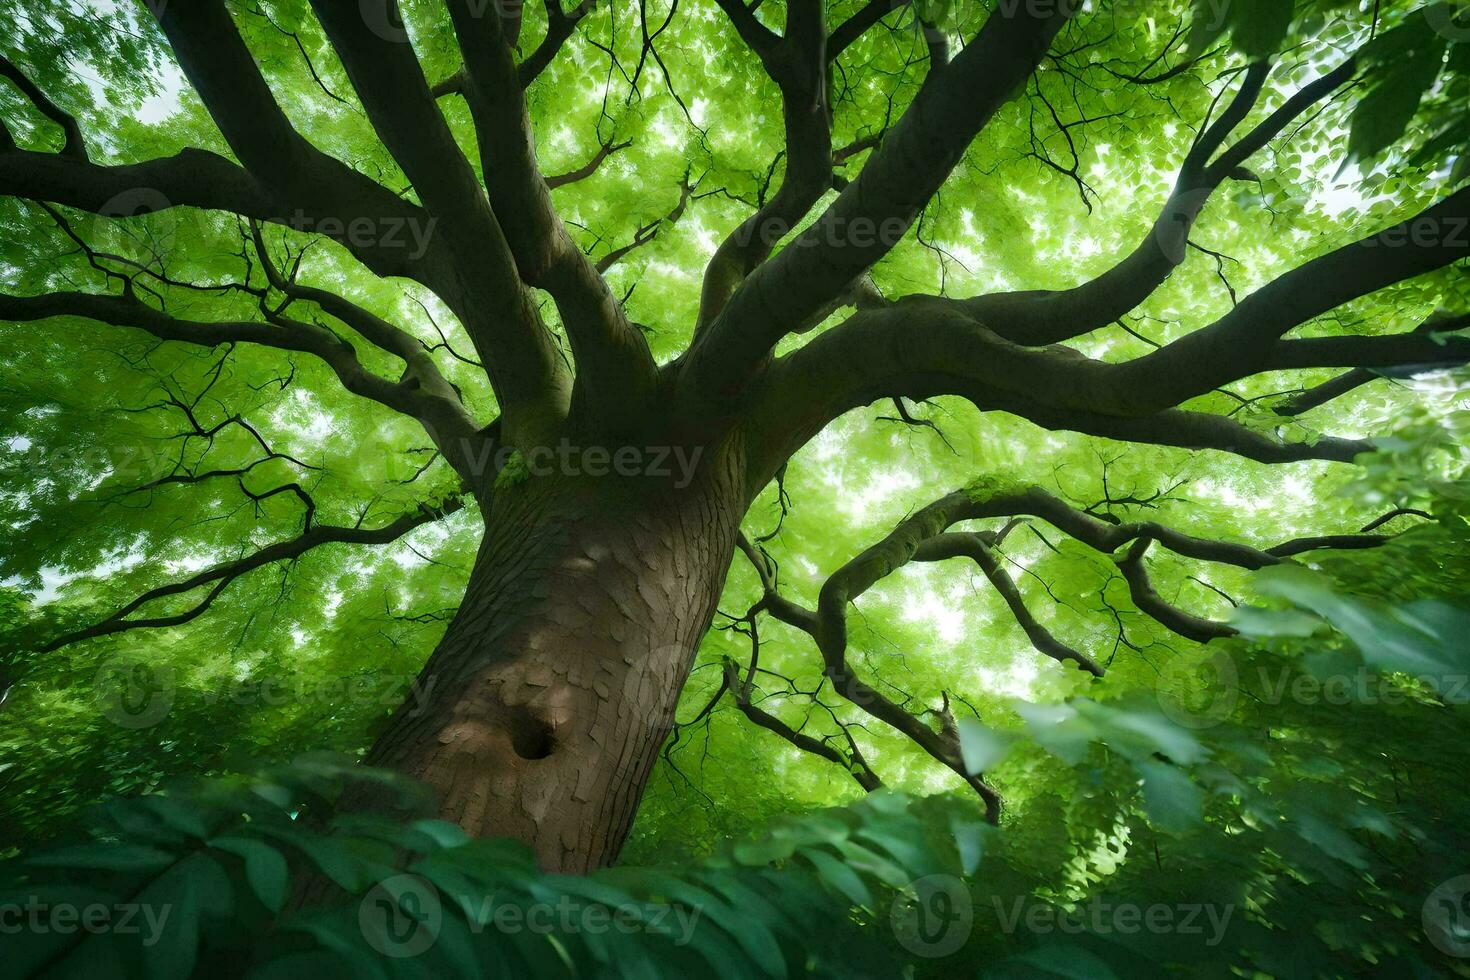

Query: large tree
[[1, 0, 1468, 874]]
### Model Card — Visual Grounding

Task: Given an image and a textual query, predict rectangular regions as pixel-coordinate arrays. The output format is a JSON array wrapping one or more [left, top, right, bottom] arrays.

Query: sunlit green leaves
[[1241, 563, 1470, 701], [1350, 10, 1450, 163]]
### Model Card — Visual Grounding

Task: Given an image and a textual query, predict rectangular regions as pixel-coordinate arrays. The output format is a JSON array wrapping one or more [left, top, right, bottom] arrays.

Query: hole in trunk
[[507, 706, 555, 760]]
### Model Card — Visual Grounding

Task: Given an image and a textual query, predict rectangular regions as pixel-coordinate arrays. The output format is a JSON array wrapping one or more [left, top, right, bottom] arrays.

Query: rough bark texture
[[361, 451, 745, 873]]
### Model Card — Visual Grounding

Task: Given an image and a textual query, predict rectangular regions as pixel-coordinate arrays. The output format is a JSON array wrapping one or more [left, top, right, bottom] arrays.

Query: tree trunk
[[360, 452, 745, 873]]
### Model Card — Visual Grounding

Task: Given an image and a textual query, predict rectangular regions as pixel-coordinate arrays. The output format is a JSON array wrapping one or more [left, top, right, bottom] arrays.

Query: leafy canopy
[[1, 0, 1470, 975]]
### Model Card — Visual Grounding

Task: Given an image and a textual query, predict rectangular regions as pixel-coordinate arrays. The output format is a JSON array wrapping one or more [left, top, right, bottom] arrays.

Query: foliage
[[7, 558, 1470, 979], [1, 1, 1467, 843], [2, 0, 1470, 976], [0, 754, 981, 978]]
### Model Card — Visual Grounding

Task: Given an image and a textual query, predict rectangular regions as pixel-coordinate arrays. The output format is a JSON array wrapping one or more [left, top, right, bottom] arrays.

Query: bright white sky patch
[[841, 467, 922, 524], [901, 587, 968, 645], [28, 547, 148, 605]]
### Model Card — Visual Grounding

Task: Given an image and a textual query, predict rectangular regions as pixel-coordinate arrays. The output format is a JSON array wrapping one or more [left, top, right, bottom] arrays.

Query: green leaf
[[985, 943, 1124, 979], [134, 852, 235, 980], [1136, 759, 1205, 833], [731, 834, 798, 866], [1253, 566, 1470, 700], [798, 846, 872, 906], [949, 812, 991, 875], [958, 719, 1016, 775], [209, 834, 290, 913], [136, 795, 212, 840], [1350, 26, 1448, 161], [1231, 0, 1296, 56], [1230, 604, 1324, 638], [249, 826, 399, 893], [0, 884, 126, 977], [410, 819, 471, 851], [26, 842, 177, 874]]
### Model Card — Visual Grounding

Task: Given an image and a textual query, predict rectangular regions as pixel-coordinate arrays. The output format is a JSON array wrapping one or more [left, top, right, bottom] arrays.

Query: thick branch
[[743, 181, 1470, 481], [431, 0, 595, 97], [1272, 368, 1381, 417], [961, 58, 1357, 347], [596, 173, 696, 273], [742, 298, 1373, 490], [832, 482, 1397, 647], [248, 221, 471, 420], [723, 663, 883, 792], [146, 1, 448, 284], [444, 0, 658, 425], [0, 147, 276, 232], [696, 0, 833, 329], [250, 223, 422, 365], [545, 139, 632, 189], [307, 1, 499, 240], [520, 0, 595, 85], [1266, 331, 1470, 372], [684, 5, 1072, 388], [734, 532, 992, 813], [305, 0, 571, 431], [1111, 186, 1470, 410], [733, 475, 1409, 823], [0, 54, 88, 159], [713, 0, 781, 60], [828, 0, 911, 62], [1116, 538, 1237, 643]]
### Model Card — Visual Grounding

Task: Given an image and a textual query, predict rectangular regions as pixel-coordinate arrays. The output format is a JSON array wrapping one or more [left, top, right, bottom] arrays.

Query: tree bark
[[359, 452, 745, 873]]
